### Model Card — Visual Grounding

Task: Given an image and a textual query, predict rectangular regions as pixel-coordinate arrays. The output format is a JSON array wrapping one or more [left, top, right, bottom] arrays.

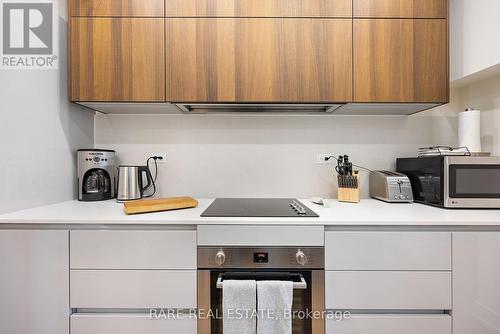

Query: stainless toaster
[[369, 171, 414, 203]]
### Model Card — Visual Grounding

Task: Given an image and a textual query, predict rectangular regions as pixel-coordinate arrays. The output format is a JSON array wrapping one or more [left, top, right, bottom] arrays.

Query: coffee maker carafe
[[77, 149, 117, 201]]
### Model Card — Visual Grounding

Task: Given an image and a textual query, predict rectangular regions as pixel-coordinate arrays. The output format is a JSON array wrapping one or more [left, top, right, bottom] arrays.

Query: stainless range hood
[[174, 103, 343, 114], [75, 102, 444, 115]]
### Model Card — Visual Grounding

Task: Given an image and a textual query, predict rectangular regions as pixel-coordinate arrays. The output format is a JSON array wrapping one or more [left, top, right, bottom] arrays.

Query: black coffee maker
[[77, 149, 117, 201]]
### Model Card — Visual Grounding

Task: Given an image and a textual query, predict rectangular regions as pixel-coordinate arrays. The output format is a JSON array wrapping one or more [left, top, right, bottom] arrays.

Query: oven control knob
[[296, 250, 307, 266], [215, 250, 226, 266]]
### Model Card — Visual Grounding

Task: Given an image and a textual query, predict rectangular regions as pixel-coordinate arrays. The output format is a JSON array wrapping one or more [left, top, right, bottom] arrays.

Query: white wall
[[455, 74, 500, 156], [451, 0, 500, 81], [0, 1, 94, 213], [95, 104, 458, 199]]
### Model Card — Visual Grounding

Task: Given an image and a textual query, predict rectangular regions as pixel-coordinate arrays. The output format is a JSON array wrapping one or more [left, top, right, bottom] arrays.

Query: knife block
[[337, 173, 360, 203]]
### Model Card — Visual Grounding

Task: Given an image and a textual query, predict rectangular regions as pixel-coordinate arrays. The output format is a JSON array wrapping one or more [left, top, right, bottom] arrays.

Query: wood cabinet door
[[354, 19, 448, 103], [354, 0, 448, 18], [166, 18, 352, 103], [70, 18, 165, 102], [166, 0, 352, 17], [69, 0, 164, 17]]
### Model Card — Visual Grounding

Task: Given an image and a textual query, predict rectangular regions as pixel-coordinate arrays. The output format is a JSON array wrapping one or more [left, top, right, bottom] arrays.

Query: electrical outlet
[[316, 153, 335, 164], [150, 152, 167, 163]]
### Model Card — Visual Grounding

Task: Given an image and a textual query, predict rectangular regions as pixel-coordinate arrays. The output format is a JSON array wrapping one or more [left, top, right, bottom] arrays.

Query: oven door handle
[[216, 273, 307, 290]]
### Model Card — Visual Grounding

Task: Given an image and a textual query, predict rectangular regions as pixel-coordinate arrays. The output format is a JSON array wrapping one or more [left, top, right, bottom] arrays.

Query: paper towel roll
[[458, 108, 481, 152]]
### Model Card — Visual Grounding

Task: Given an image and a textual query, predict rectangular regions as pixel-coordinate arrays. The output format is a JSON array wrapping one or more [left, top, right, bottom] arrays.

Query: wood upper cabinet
[[354, 19, 448, 103], [354, 0, 448, 18], [166, 0, 352, 17], [166, 18, 352, 103], [70, 18, 165, 102], [69, 0, 164, 17]]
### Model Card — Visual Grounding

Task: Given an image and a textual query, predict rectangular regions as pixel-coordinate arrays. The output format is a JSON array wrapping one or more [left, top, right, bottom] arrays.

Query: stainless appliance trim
[[215, 272, 307, 289], [444, 156, 500, 208], [197, 247, 324, 269], [116, 165, 153, 202], [197, 246, 325, 334], [369, 170, 413, 203], [77, 150, 117, 201], [175, 103, 342, 114]]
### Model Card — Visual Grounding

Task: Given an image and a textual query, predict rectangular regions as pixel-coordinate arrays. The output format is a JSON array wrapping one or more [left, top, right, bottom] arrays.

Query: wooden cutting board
[[123, 197, 198, 215]]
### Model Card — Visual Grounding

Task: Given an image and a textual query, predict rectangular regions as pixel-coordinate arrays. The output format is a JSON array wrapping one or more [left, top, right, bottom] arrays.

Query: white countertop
[[0, 198, 499, 226]]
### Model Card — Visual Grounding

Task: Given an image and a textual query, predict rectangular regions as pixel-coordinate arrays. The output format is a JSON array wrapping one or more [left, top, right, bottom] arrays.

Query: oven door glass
[[449, 165, 500, 198]]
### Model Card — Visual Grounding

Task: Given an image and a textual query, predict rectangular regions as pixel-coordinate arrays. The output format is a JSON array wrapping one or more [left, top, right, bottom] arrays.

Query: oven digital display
[[253, 252, 269, 263]]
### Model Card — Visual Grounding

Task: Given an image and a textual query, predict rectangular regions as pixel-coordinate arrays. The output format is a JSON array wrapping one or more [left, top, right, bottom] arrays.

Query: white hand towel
[[257, 280, 294, 334], [223, 280, 257, 334]]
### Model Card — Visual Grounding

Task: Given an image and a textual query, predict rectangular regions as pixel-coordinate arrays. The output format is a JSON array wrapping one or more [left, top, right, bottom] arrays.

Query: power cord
[[144, 156, 163, 197], [324, 155, 373, 173]]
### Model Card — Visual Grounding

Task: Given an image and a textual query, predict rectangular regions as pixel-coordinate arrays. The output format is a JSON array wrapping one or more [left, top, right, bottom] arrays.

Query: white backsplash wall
[[95, 103, 458, 199], [456, 74, 500, 156]]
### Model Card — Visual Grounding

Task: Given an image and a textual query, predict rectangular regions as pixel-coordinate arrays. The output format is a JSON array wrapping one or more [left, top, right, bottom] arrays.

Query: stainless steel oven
[[397, 156, 500, 208], [197, 247, 325, 334]]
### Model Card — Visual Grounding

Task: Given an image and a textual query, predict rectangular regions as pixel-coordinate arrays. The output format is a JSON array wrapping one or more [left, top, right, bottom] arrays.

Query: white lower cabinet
[[70, 270, 197, 309], [325, 232, 451, 270], [71, 314, 196, 334], [327, 315, 451, 334], [453, 232, 500, 334], [325, 271, 451, 310], [70, 230, 197, 269], [0, 230, 69, 334]]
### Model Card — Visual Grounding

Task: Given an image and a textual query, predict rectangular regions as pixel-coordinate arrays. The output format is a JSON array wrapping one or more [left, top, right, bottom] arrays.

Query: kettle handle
[[139, 166, 153, 196]]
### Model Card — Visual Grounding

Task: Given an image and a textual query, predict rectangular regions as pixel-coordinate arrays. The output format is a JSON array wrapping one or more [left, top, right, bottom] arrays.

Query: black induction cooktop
[[201, 198, 319, 218]]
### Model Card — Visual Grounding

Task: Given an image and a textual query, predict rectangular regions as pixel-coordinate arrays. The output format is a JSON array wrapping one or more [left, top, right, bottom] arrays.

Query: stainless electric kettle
[[116, 165, 153, 202]]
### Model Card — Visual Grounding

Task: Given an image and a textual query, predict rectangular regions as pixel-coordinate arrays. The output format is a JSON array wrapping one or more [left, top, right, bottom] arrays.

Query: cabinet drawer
[[70, 230, 196, 269], [198, 225, 324, 246], [327, 315, 451, 334], [166, 0, 351, 17], [354, 0, 448, 18], [71, 314, 196, 334], [69, 0, 164, 17], [325, 271, 451, 310], [325, 232, 451, 270], [70, 270, 196, 308]]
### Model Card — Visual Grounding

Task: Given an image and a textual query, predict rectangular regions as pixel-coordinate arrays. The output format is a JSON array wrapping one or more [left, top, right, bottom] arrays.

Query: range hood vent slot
[[174, 103, 343, 114]]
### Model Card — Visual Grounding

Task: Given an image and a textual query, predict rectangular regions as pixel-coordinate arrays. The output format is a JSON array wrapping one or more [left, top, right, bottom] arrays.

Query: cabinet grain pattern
[[354, 19, 448, 103], [166, 18, 352, 103], [70, 18, 165, 102], [414, 19, 449, 102], [166, 0, 352, 17], [69, 0, 164, 17], [354, 0, 448, 18]]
